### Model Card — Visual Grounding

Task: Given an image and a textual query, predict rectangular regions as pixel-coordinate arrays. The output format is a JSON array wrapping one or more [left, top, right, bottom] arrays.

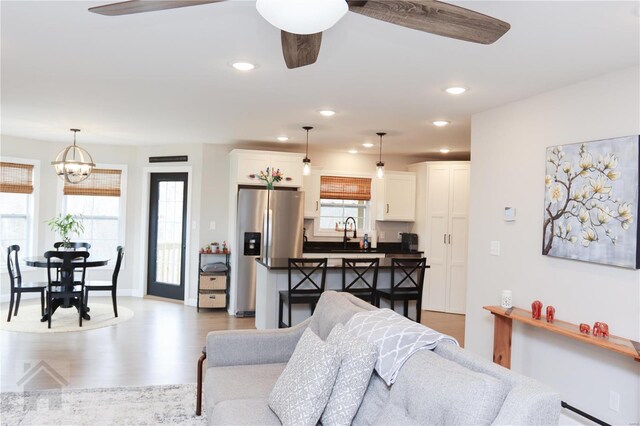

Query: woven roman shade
[[0, 162, 34, 194], [64, 168, 122, 197], [320, 176, 371, 201]]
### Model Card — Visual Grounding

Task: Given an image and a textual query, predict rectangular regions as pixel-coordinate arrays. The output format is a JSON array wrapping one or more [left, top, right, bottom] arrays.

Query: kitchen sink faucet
[[343, 217, 357, 248]]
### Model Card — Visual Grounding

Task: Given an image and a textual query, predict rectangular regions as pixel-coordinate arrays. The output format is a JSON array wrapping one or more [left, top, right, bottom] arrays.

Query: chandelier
[[51, 129, 95, 184]]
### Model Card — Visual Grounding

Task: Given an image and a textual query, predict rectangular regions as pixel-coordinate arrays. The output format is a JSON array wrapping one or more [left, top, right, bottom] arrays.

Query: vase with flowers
[[249, 167, 292, 190]]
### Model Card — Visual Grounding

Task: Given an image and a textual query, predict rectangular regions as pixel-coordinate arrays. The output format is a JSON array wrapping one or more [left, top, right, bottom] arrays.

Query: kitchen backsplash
[[303, 219, 410, 243]]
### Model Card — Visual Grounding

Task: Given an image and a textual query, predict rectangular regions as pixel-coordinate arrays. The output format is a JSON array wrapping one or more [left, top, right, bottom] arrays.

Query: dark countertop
[[303, 242, 422, 255], [256, 257, 428, 271]]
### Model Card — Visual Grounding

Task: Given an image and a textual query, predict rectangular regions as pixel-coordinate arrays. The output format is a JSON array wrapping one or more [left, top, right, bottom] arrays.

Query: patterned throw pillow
[[321, 323, 378, 426], [269, 328, 341, 426]]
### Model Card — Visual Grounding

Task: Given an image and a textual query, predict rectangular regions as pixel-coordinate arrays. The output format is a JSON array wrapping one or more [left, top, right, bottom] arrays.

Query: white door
[[446, 165, 470, 314]]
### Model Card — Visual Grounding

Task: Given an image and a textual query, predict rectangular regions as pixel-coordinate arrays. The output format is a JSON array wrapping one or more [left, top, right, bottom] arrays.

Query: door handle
[[448, 234, 451, 244], [386, 204, 390, 214], [444, 234, 447, 244], [315, 201, 318, 211]]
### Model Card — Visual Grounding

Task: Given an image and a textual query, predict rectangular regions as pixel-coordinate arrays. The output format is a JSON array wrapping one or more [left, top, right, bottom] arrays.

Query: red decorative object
[[579, 323, 591, 334], [531, 300, 543, 320], [546, 306, 555, 323], [593, 322, 609, 338]]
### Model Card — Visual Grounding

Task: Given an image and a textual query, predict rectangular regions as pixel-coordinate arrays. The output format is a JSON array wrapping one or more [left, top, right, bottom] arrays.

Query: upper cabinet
[[302, 173, 321, 218], [231, 149, 304, 188], [376, 172, 416, 222]]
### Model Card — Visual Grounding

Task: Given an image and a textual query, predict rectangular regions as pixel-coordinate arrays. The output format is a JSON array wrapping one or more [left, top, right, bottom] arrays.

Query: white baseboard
[[186, 298, 197, 307]]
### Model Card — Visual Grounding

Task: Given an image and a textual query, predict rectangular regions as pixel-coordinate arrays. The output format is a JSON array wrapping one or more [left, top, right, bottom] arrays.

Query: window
[[62, 167, 125, 262], [0, 161, 36, 259], [318, 176, 371, 231]]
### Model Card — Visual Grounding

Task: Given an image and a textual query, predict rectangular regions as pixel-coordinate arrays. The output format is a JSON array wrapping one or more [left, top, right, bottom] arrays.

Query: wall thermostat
[[504, 207, 516, 222]]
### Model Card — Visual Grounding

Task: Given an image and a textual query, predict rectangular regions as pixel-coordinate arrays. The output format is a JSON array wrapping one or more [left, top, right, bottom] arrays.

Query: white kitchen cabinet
[[302, 173, 321, 218], [376, 172, 416, 221], [232, 150, 303, 188], [423, 162, 470, 314]]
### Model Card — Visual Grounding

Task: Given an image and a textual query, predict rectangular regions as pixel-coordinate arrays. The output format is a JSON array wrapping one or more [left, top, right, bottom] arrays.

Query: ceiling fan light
[[256, 0, 348, 35]]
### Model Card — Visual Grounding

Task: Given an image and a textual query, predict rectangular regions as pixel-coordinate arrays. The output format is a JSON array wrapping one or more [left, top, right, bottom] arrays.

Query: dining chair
[[44, 250, 89, 328], [341, 258, 380, 303], [6, 245, 47, 322], [278, 258, 327, 328], [375, 257, 427, 322], [85, 246, 124, 317]]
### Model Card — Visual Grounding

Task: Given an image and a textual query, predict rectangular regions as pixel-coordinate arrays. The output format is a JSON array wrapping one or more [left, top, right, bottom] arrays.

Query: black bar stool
[[278, 258, 327, 328], [376, 257, 427, 322], [341, 258, 379, 303]]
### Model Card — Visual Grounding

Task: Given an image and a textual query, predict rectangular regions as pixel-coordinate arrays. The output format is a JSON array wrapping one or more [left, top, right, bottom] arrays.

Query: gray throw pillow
[[321, 323, 378, 426], [268, 328, 341, 426]]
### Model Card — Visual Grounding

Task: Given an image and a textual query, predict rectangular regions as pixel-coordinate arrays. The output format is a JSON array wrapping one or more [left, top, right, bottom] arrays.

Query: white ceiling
[[1, 1, 638, 155]]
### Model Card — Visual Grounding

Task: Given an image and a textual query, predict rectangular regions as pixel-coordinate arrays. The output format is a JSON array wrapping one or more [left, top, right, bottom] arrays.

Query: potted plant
[[47, 214, 85, 248]]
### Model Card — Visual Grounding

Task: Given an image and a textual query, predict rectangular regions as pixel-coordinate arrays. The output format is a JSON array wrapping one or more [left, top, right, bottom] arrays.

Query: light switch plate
[[210, 221, 216, 230], [490, 241, 501, 256]]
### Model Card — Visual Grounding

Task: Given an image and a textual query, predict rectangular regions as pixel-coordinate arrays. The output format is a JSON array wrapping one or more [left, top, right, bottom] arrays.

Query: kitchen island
[[255, 256, 428, 329]]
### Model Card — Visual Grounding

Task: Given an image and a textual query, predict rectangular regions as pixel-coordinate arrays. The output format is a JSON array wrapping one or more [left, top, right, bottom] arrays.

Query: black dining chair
[[44, 250, 89, 328], [341, 258, 380, 303], [6, 245, 47, 322], [278, 258, 327, 328], [85, 246, 124, 317], [376, 258, 427, 322]]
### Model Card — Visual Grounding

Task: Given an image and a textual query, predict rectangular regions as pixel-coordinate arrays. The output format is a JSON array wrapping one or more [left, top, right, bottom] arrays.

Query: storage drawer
[[200, 274, 226, 290], [199, 291, 226, 308]]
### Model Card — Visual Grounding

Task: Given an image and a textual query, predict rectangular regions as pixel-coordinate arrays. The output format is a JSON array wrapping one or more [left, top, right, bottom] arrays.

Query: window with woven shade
[[0, 160, 36, 260], [62, 166, 126, 262], [318, 176, 371, 231]]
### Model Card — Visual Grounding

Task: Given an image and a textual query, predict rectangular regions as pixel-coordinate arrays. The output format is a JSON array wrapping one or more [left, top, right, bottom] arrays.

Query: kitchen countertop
[[303, 242, 422, 255], [256, 257, 429, 271]]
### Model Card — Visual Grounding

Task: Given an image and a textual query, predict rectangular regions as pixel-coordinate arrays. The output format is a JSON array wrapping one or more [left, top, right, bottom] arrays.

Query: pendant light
[[376, 132, 386, 179], [302, 126, 313, 176], [51, 129, 95, 184]]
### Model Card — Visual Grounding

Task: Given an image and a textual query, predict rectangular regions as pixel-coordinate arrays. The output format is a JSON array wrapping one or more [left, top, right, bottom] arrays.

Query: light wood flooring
[[1, 297, 464, 392]]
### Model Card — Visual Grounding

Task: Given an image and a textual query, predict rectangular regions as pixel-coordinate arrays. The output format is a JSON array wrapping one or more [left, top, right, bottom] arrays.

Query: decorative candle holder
[[501, 290, 512, 309]]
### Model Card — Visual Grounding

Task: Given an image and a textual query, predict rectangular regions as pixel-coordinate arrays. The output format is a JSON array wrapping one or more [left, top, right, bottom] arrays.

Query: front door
[[147, 173, 188, 300]]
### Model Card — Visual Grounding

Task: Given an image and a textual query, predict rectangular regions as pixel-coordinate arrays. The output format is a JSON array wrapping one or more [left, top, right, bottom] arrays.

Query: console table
[[483, 305, 640, 369]]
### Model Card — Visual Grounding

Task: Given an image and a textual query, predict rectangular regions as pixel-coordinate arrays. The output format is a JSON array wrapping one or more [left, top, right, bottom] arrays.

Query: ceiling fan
[[89, 0, 510, 69]]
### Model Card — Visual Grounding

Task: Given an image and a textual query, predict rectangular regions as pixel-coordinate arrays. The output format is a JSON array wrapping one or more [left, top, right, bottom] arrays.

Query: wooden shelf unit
[[198, 252, 230, 312], [483, 305, 640, 368]]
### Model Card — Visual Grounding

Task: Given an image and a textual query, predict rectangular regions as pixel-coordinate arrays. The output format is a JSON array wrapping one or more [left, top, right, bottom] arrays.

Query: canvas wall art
[[542, 135, 640, 269]]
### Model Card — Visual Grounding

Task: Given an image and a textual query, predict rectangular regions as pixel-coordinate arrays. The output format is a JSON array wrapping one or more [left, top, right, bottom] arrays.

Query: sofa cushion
[[269, 328, 341, 426], [374, 350, 510, 425], [204, 363, 286, 418], [321, 324, 377, 426], [309, 291, 371, 340], [208, 398, 281, 425]]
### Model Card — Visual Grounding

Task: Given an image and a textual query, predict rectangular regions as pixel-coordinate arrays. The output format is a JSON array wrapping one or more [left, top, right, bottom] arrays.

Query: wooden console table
[[484, 305, 640, 368]]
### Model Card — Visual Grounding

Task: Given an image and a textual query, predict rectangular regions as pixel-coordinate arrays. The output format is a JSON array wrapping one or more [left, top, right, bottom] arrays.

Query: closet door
[[446, 165, 470, 314]]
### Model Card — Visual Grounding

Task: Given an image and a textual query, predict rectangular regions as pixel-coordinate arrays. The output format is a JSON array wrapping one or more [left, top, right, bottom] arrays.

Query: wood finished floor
[[1, 297, 465, 392]]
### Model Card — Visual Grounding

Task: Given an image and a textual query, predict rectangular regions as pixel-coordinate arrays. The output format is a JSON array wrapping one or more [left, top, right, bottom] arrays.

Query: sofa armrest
[[206, 318, 310, 368], [492, 379, 561, 425]]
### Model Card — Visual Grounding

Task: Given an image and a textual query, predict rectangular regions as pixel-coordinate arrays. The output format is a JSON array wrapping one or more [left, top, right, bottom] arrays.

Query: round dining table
[[25, 256, 110, 322]]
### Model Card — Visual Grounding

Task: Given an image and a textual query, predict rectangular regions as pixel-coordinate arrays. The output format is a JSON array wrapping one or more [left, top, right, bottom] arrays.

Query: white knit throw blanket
[[345, 309, 459, 385]]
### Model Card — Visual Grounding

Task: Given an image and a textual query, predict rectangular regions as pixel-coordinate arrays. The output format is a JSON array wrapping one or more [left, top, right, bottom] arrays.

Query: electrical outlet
[[609, 390, 620, 412], [379, 232, 385, 240], [397, 232, 402, 240], [210, 221, 216, 230]]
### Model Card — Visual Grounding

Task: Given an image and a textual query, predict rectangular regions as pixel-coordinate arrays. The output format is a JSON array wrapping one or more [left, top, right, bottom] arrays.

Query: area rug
[[0, 384, 206, 425], [0, 303, 134, 333]]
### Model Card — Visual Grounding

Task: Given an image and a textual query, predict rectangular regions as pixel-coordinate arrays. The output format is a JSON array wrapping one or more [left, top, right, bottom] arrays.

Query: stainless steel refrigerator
[[235, 189, 304, 316]]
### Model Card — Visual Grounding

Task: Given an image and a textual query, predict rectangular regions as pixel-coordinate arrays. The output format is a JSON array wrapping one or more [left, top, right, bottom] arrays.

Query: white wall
[[466, 66, 640, 424]]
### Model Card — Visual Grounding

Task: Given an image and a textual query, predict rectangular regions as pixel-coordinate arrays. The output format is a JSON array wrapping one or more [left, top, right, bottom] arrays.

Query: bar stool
[[278, 258, 327, 328], [341, 258, 379, 303], [376, 258, 427, 322]]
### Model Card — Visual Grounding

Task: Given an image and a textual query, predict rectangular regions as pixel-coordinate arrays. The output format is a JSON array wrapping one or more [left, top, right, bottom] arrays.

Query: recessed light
[[348, 149, 358, 154], [231, 62, 255, 71], [319, 110, 336, 117], [362, 143, 374, 148], [439, 148, 451, 154], [276, 136, 289, 142], [445, 87, 467, 95], [433, 120, 450, 127]]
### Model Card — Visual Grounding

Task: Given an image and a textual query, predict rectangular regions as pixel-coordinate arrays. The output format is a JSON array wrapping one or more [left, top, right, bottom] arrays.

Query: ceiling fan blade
[[281, 31, 322, 69], [347, 0, 510, 44], [89, 0, 225, 16]]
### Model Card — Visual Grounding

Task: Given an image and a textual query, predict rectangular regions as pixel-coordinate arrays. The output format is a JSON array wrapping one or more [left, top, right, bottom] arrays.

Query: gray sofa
[[203, 291, 560, 425]]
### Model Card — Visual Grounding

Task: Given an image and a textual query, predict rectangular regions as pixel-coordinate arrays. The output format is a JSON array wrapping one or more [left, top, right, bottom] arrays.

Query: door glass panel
[[155, 181, 184, 285]]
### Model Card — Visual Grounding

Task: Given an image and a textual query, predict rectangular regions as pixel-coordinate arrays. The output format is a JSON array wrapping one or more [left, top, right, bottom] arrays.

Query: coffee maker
[[400, 233, 418, 252]]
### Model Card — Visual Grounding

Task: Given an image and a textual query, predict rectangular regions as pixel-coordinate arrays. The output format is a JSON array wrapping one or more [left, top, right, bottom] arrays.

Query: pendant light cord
[[303, 126, 313, 159]]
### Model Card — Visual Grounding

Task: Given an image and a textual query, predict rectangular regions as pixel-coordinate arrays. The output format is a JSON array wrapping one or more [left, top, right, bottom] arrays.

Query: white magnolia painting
[[543, 135, 640, 269]]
